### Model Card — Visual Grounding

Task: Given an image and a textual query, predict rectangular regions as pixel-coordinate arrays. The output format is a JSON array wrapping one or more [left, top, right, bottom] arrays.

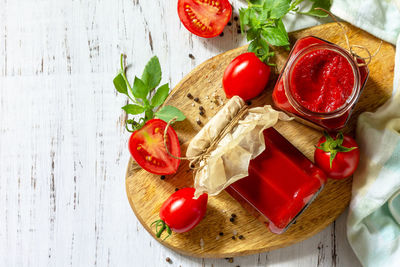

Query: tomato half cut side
[[177, 0, 232, 38], [129, 119, 181, 175]]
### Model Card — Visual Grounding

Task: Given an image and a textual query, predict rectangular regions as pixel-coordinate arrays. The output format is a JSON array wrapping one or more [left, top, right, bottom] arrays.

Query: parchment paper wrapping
[[186, 96, 291, 198]]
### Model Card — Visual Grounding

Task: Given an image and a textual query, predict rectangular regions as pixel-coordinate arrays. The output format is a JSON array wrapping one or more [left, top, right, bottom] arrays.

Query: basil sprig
[[113, 54, 185, 132], [239, 0, 332, 64]]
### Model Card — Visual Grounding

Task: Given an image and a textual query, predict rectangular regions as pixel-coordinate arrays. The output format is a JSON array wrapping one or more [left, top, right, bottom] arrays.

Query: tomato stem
[[316, 131, 357, 168], [151, 219, 172, 240]]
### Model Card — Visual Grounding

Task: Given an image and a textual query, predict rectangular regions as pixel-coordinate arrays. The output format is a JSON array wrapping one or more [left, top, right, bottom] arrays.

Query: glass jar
[[226, 128, 327, 234], [272, 36, 369, 131]]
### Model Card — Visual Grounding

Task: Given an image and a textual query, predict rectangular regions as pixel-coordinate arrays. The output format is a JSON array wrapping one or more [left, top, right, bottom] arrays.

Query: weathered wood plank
[[0, 0, 364, 266]]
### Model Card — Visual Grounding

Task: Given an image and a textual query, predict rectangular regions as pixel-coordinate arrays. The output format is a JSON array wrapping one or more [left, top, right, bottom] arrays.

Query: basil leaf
[[155, 105, 186, 123], [262, 23, 289, 46], [264, 0, 290, 19], [122, 104, 145, 115], [248, 0, 263, 4], [239, 8, 250, 32], [151, 83, 170, 107], [113, 73, 128, 95], [142, 56, 162, 91], [132, 76, 148, 99], [302, 0, 332, 18]]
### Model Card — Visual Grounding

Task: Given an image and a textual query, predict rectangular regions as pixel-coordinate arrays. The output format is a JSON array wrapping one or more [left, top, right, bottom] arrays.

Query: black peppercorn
[[187, 93, 193, 99], [220, 32, 224, 37], [194, 97, 200, 102], [189, 54, 195, 59], [238, 235, 244, 240], [231, 213, 237, 218], [229, 217, 235, 223], [160, 175, 166, 180], [234, 16, 238, 21], [199, 111, 204, 116], [219, 232, 224, 236], [231, 236, 236, 240], [175, 188, 179, 191], [228, 21, 232, 26]]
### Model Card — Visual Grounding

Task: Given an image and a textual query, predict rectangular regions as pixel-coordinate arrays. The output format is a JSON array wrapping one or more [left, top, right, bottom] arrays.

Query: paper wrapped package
[[186, 96, 291, 197]]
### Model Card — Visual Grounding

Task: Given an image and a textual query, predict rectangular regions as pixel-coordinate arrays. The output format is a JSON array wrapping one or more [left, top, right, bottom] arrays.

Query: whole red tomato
[[128, 119, 181, 175], [223, 52, 271, 101], [152, 188, 208, 239], [177, 0, 232, 38], [314, 132, 360, 180]]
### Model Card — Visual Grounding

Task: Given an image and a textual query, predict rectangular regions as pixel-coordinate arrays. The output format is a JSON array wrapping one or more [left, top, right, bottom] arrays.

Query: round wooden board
[[126, 22, 395, 258]]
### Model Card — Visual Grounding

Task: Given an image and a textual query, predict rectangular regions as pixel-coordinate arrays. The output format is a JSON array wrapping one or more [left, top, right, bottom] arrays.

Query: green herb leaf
[[122, 104, 145, 115], [155, 105, 186, 123], [301, 0, 332, 18], [142, 56, 162, 91], [261, 22, 289, 46], [132, 76, 148, 99], [264, 0, 291, 19], [151, 83, 170, 107], [113, 73, 128, 95]]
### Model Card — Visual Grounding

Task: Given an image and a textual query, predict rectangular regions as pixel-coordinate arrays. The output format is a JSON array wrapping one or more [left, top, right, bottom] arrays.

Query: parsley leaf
[[240, 0, 332, 64]]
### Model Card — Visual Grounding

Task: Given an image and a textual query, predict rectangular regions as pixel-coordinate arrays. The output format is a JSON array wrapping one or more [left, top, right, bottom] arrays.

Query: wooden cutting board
[[125, 22, 395, 258]]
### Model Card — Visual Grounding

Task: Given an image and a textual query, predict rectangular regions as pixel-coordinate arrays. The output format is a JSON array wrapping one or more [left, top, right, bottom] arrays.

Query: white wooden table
[[0, 0, 363, 266]]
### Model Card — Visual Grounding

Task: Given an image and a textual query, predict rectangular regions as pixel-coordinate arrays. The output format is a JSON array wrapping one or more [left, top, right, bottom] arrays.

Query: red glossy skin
[[177, 0, 232, 38], [128, 119, 181, 175], [223, 52, 271, 101], [291, 49, 355, 113], [314, 134, 360, 179], [160, 188, 208, 233]]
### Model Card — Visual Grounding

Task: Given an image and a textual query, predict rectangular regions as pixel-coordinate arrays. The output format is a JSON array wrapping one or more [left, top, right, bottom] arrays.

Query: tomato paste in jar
[[272, 36, 369, 130], [226, 128, 327, 234]]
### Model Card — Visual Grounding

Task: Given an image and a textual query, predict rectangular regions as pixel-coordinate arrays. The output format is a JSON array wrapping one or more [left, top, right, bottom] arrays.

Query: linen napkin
[[282, 1, 400, 266], [346, 36, 400, 267]]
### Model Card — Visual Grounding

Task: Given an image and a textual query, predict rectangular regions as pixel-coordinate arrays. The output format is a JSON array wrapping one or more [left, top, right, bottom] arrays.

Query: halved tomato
[[129, 119, 181, 175], [177, 0, 232, 38]]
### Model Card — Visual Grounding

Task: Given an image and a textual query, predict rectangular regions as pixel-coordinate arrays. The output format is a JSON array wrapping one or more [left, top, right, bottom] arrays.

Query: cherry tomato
[[314, 132, 360, 180], [152, 188, 208, 238], [223, 52, 271, 101], [177, 0, 232, 38], [128, 119, 181, 175]]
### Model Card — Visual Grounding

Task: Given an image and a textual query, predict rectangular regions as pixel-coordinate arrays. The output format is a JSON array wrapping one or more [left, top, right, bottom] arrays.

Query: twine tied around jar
[[315, 8, 382, 67], [163, 105, 249, 172]]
